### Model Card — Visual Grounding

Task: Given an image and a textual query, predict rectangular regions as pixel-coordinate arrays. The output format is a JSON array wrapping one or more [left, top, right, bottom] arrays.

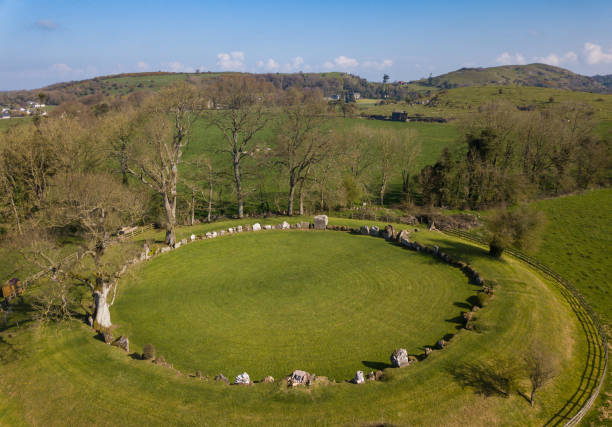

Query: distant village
[[1, 101, 48, 119]]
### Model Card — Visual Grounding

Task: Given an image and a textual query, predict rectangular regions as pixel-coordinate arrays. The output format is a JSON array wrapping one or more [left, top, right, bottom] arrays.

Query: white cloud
[[256, 58, 279, 71], [161, 61, 195, 73], [362, 59, 393, 70], [535, 51, 577, 66], [324, 55, 359, 70], [496, 52, 526, 65], [136, 61, 149, 71], [216, 51, 245, 70], [583, 42, 612, 65], [282, 56, 304, 72], [50, 63, 72, 73]]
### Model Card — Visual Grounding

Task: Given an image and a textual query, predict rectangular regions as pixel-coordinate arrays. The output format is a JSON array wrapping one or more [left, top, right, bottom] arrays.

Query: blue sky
[[1, 0, 611, 90]]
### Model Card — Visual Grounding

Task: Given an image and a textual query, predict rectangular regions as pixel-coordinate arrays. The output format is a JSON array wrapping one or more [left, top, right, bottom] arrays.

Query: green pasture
[[0, 218, 595, 425]]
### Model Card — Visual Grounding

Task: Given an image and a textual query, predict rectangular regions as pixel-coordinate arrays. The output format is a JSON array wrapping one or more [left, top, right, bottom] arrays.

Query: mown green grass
[[113, 230, 475, 379], [0, 220, 591, 425]]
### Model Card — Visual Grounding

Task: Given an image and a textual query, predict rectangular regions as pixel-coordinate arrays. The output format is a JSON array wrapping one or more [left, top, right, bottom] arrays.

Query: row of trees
[[419, 101, 610, 209]]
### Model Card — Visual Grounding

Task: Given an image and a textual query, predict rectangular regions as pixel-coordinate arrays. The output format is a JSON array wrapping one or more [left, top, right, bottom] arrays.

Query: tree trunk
[[298, 179, 305, 215], [163, 193, 176, 246], [288, 180, 296, 216], [233, 154, 244, 218], [207, 164, 214, 222], [190, 190, 195, 226], [93, 284, 112, 329]]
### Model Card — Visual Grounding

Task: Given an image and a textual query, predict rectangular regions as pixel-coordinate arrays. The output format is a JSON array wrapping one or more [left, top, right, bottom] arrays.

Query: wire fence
[[443, 228, 608, 426]]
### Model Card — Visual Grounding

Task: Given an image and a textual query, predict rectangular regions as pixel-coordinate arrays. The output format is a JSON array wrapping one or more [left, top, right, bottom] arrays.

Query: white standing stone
[[352, 370, 365, 384], [237, 225, 243, 232], [190, 234, 196, 241], [263, 225, 272, 230], [390, 348, 410, 368], [234, 372, 250, 385], [313, 215, 328, 230], [281, 221, 290, 229], [252, 223, 262, 231]]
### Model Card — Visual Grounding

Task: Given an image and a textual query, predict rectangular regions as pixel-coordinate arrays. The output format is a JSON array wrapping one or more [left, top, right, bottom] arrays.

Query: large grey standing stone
[[252, 223, 262, 231], [370, 226, 380, 237], [288, 370, 313, 387], [397, 229, 411, 243], [112, 336, 129, 352], [383, 224, 396, 241], [234, 372, 251, 385], [390, 348, 410, 368], [352, 370, 365, 384], [215, 374, 229, 384], [360, 225, 370, 235], [314, 215, 328, 230]]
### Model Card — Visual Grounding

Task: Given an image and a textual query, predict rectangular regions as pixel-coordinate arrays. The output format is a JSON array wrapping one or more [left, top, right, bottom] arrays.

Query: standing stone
[[424, 347, 433, 356], [390, 348, 410, 368], [288, 370, 313, 387], [102, 332, 114, 344], [397, 229, 411, 243], [234, 372, 250, 385], [237, 225, 243, 233], [252, 223, 262, 231], [360, 225, 370, 235], [263, 225, 272, 230], [352, 370, 365, 384], [366, 371, 376, 381], [313, 215, 328, 230], [211, 231, 218, 238], [262, 376, 275, 383], [433, 245, 439, 254], [87, 316, 93, 328], [298, 221, 309, 229], [370, 226, 380, 237], [215, 374, 229, 384], [437, 339, 447, 349], [281, 221, 290, 229], [383, 225, 396, 241], [174, 242, 182, 249], [190, 234, 196, 241], [112, 336, 129, 352], [228, 227, 234, 233], [219, 230, 226, 236]]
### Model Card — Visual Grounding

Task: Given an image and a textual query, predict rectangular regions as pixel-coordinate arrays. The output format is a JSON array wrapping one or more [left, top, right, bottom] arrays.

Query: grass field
[[0, 219, 594, 425], [113, 231, 475, 379]]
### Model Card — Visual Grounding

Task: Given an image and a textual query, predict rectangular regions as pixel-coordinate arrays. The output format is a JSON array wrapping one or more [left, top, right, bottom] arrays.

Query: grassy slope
[[358, 86, 612, 121], [0, 219, 591, 425]]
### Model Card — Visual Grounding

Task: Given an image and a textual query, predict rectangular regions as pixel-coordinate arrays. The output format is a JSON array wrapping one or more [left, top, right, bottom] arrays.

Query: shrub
[[142, 343, 156, 360]]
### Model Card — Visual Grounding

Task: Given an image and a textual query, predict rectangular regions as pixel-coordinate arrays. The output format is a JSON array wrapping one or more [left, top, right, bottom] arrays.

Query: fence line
[[443, 228, 608, 426]]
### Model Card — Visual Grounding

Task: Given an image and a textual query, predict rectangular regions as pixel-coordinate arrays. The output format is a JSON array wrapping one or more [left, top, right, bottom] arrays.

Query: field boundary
[[443, 228, 608, 427]]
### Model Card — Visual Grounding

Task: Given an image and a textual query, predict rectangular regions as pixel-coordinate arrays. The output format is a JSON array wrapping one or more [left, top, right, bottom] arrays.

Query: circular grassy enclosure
[[113, 230, 477, 379]]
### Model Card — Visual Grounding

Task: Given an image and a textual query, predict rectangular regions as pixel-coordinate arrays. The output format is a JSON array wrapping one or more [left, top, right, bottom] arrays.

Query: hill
[[410, 64, 612, 93], [2, 64, 611, 108]]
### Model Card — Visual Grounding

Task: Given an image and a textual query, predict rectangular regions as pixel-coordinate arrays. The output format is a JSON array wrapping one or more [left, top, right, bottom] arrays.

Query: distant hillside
[[1, 64, 610, 107], [411, 64, 612, 93]]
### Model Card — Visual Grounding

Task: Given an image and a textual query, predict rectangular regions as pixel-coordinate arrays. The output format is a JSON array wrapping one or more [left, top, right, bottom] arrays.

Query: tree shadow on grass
[[447, 361, 516, 398], [362, 360, 392, 370]]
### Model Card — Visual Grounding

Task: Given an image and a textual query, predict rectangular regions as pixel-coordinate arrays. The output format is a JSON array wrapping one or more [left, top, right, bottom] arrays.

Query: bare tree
[[127, 83, 201, 245], [204, 76, 274, 218], [523, 343, 558, 407], [276, 88, 330, 215]]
